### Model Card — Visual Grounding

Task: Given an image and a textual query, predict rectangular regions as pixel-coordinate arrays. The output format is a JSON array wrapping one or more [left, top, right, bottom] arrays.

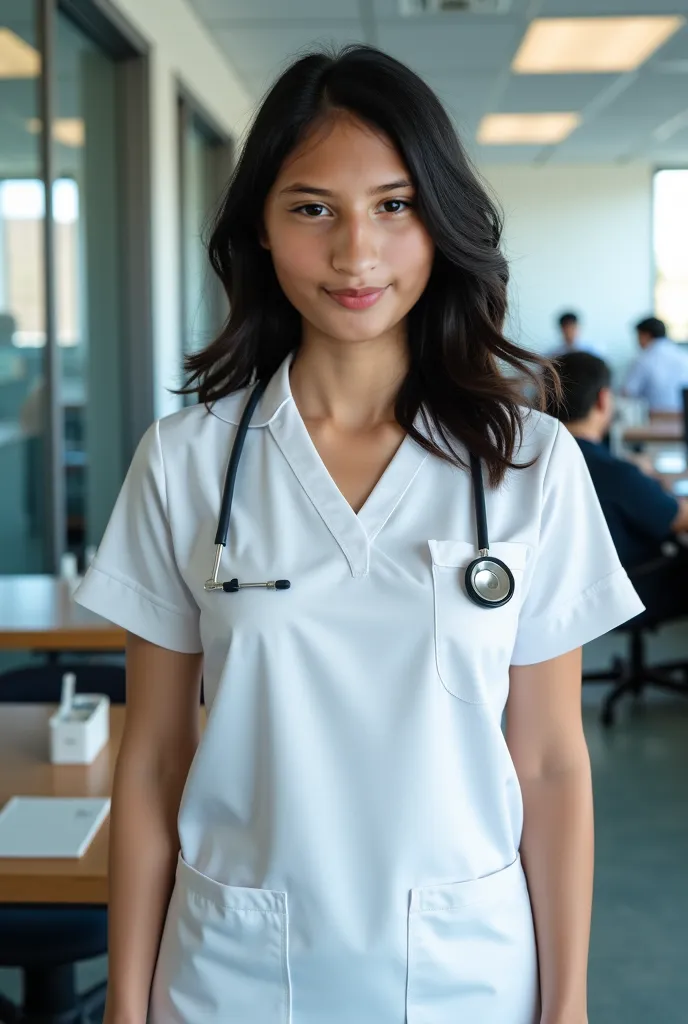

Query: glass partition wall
[[0, 0, 148, 574], [0, 0, 47, 572]]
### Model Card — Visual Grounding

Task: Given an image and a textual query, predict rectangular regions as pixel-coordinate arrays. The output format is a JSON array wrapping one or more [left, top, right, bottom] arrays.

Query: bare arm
[[104, 633, 203, 1024], [507, 648, 592, 1024]]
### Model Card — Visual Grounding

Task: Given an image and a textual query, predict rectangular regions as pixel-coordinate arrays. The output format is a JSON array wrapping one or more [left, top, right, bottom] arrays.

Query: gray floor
[[585, 687, 688, 1024], [1, 648, 687, 1022]]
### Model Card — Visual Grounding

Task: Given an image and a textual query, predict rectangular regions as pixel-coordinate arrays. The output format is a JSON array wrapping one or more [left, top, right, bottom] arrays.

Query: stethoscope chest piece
[[464, 555, 514, 608]]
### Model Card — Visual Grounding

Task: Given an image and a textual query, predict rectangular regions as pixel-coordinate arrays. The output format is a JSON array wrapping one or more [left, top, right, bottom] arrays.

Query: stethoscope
[[204, 378, 515, 608]]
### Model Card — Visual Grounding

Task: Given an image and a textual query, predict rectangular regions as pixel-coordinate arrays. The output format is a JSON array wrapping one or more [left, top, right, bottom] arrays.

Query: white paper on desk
[[0, 796, 110, 858]]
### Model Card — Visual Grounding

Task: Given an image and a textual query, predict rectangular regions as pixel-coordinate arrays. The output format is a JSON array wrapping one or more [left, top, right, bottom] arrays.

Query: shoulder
[[129, 397, 246, 485], [512, 407, 562, 468], [154, 393, 249, 453], [581, 443, 638, 487], [508, 409, 597, 497]]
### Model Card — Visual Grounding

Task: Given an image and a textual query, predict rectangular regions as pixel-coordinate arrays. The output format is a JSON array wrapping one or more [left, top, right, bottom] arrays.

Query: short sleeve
[[511, 423, 645, 666], [74, 421, 202, 653]]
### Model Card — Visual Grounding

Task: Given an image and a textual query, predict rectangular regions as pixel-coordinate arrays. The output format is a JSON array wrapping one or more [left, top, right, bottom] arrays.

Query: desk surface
[[623, 417, 683, 445], [0, 576, 125, 651], [0, 704, 124, 904]]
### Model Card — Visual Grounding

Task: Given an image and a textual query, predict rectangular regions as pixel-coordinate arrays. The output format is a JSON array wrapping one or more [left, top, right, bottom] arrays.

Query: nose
[[331, 212, 379, 278]]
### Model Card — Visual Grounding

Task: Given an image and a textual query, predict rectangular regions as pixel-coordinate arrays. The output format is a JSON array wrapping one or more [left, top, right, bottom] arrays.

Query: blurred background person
[[550, 311, 601, 359], [623, 316, 688, 414], [548, 350, 688, 623]]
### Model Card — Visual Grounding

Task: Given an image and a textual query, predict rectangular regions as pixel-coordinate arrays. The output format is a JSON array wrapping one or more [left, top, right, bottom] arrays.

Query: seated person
[[549, 311, 601, 359], [623, 316, 688, 414], [547, 351, 688, 623]]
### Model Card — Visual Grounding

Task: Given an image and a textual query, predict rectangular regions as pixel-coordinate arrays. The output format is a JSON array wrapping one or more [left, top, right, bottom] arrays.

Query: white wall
[[480, 164, 654, 383], [110, 0, 252, 418]]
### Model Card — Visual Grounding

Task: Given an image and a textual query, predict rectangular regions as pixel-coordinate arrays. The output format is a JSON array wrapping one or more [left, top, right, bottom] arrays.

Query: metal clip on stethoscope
[[204, 378, 515, 608]]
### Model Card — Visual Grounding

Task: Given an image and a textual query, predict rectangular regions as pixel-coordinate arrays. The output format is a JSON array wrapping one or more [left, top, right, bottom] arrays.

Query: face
[[262, 112, 435, 349], [637, 330, 651, 350], [561, 321, 579, 346]]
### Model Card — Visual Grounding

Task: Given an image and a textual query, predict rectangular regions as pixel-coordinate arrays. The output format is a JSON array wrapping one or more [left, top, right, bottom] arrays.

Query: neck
[[566, 420, 603, 444], [289, 328, 409, 431]]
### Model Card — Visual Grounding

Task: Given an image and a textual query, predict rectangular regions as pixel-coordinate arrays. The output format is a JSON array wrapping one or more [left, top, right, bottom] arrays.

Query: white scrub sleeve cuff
[[510, 567, 644, 666], [74, 564, 203, 654]]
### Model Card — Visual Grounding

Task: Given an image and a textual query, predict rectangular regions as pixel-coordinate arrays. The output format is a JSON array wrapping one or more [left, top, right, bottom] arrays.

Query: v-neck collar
[[219, 354, 428, 577]]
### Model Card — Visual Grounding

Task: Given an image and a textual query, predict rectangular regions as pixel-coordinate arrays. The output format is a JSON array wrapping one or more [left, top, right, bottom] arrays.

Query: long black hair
[[181, 45, 555, 485]]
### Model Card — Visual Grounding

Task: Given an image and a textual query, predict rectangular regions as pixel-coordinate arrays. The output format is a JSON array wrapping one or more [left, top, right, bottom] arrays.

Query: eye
[[380, 198, 413, 214], [293, 203, 330, 218]]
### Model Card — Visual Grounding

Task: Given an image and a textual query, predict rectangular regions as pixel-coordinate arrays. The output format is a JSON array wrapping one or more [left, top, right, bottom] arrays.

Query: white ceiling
[[187, 0, 688, 165]]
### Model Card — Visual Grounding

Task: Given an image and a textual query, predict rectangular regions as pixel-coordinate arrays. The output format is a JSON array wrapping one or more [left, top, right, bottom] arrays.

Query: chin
[[314, 307, 409, 344], [325, 322, 401, 346]]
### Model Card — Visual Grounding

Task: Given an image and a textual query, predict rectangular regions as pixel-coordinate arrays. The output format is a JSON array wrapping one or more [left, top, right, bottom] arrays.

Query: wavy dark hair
[[181, 45, 556, 485]]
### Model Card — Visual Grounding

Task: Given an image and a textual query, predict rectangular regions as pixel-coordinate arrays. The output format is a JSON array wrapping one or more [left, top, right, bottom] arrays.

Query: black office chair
[[584, 557, 688, 726], [0, 662, 125, 1024]]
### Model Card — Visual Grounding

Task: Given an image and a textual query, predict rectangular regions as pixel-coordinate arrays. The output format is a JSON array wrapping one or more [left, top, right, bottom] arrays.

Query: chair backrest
[[0, 663, 126, 704]]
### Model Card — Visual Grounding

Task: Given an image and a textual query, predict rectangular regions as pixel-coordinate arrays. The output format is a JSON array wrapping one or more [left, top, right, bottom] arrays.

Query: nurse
[[76, 45, 643, 1024]]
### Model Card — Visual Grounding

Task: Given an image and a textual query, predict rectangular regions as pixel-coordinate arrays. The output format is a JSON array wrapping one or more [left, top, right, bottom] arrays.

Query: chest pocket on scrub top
[[428, 539, 529, 704]]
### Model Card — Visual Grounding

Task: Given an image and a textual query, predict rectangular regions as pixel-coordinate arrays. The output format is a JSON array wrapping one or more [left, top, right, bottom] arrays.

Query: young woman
[[76, 45, 643, 1024]]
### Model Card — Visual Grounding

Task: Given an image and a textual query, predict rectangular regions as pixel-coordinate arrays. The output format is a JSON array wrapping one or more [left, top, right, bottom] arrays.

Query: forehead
[[274, 113, 410, 188]]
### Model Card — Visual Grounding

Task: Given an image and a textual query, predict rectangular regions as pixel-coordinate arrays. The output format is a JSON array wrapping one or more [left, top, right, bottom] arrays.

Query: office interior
[[0, 0, 686, 1022]]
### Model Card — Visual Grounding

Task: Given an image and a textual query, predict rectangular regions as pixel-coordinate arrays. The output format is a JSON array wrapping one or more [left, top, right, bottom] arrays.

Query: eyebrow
[[280, 179, 414, 198]]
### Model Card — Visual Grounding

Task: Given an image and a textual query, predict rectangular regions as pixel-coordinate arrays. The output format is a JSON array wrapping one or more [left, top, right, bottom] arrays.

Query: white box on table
[[49, 694, 110, 764]]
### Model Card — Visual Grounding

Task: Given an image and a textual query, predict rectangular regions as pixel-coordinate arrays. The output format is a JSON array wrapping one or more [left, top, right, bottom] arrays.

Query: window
[[0, 1, 47, 573], [0, 0, 149, 574], [653, 169, 688, 342], [178, 93, 232, 398]]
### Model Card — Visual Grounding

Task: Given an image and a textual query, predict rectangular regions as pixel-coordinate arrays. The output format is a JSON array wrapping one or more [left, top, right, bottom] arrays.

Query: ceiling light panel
[[0, 28, 40, 78], [26, 118, 85, 147], [477, 112, 581, 144], [512, 17, 685, 74]]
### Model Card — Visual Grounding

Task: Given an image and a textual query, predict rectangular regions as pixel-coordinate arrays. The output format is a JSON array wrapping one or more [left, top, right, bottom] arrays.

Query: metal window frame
[[38, 0, 62, 572], [177, 81, 234, 376]]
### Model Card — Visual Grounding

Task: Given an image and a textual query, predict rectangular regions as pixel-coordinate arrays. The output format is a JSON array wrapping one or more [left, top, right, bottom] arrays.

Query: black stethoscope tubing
[[205, 379, 515, 607]]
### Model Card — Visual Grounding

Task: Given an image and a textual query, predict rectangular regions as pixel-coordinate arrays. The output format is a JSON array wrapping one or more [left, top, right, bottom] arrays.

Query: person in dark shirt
[[547, 351, 688, 622]]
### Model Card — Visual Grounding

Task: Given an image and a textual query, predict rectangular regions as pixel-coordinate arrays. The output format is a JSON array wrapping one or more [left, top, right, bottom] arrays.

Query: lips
[[326, 286, 388, 310]]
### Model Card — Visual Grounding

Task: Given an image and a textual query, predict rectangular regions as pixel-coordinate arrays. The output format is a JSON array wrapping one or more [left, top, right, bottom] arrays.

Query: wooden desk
[[0, 576, 125, 651], [623, 417, 683, 445], [0, 704, 124, 904]]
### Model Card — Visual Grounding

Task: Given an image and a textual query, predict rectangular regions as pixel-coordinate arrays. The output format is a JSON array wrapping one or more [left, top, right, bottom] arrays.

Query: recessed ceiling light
[[0, 28, 40, 78], [26, 118, 85, 147], [512, 16, 685, 75], [477, 112, 581, 145]]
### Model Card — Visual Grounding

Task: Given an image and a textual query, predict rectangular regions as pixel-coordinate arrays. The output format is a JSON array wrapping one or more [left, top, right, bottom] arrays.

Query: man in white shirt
[[623, 317, 688, 414], [550, 311, 601, 359]]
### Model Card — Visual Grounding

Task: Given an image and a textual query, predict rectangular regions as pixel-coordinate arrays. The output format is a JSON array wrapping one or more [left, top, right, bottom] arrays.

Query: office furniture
[[0, 667, 124, 1024], [0, 576, 124, 652], [622, 416, 682, 445], [584, 557, 688, 726]]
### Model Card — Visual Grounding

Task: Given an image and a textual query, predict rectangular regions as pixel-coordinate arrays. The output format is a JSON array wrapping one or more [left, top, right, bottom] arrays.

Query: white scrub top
[[76, 354, 643, 1024], [624, 337, 688, 413]]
